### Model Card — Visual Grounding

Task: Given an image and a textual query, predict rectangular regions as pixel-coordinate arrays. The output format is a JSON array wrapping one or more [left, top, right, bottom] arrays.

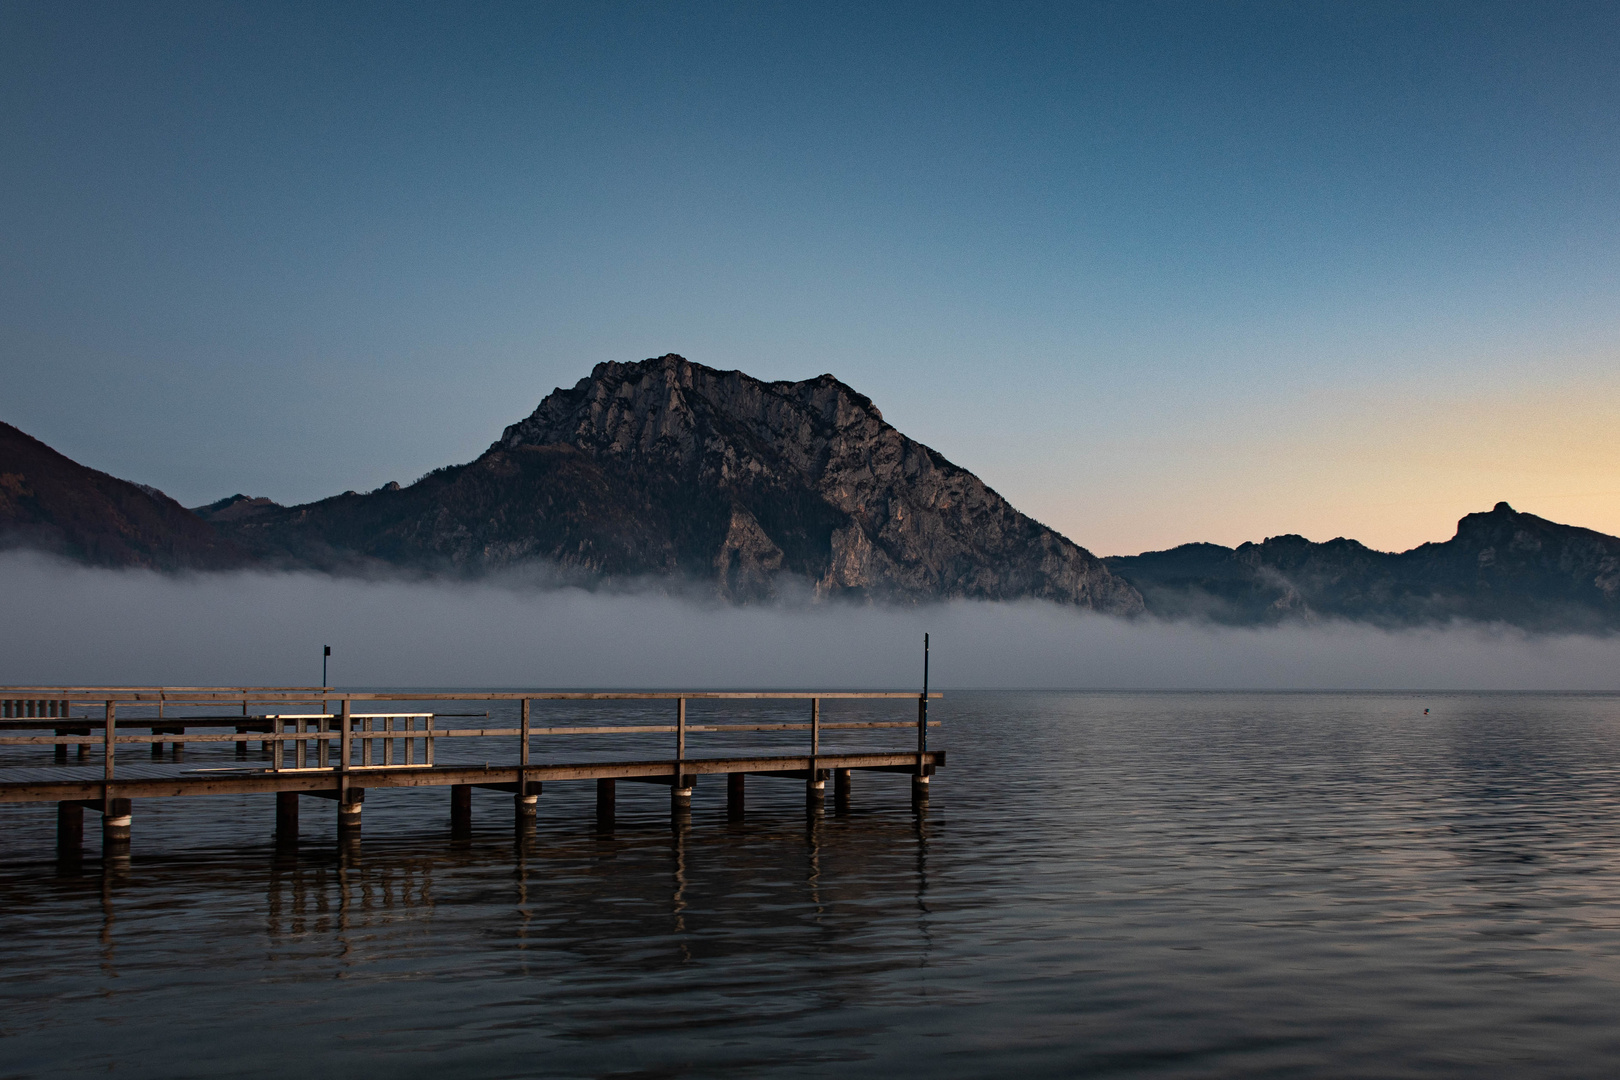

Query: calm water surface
[[4, 691, 1620, 1078]]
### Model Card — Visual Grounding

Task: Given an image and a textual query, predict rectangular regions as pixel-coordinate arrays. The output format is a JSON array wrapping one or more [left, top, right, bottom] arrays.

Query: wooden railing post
[[102, 700, 115, 791], [517, 697, 537, 822], [339, 699, 351, 772], [808, 697, 824, 806], [338, 698, 361, 832], [102, 700, 130, 847], [672, 697, 691, 812]]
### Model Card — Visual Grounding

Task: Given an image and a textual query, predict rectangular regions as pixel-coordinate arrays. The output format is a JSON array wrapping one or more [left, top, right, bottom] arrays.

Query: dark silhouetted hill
[[1105, 503, 1620, 631], [0, 421, 244, 570]]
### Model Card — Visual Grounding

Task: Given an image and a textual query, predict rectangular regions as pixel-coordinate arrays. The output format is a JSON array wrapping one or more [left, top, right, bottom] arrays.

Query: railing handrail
[[1, 688, 943, 785], [1, 688, 941, 704]]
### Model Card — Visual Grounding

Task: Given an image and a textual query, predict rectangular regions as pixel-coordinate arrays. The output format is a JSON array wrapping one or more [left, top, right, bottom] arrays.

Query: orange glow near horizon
[[1026, 371, 1620, 557]]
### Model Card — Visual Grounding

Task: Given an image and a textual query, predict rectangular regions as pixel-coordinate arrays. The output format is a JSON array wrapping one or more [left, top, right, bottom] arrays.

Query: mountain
[[206, 354, 1144, 609], [1105, 502, 1620, 631], [0, 421, 244, 570], [12, 355, 1616, 631]]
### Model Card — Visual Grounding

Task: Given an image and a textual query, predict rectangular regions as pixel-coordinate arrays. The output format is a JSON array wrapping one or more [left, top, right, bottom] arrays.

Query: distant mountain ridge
[[0, 421, 243, 570], [1104, 502, 1620, 631], [199, 354, 1142, 609], [5, 355, 1619, 632]]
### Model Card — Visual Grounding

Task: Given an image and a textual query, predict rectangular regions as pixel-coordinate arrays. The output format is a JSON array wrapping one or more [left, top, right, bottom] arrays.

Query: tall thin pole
[[918, 633, 929, 769], [323, 645, 330, 688], [103, 700, 116, 795]]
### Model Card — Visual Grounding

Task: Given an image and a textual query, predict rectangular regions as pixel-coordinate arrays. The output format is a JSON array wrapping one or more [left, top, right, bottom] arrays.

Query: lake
[[3, 690, 1620, 1078]]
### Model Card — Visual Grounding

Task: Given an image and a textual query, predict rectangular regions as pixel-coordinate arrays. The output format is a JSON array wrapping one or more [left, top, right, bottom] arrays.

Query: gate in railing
[[268, 714, 436, 771]]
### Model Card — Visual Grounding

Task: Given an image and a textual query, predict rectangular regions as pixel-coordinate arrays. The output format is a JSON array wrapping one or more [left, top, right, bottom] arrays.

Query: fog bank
[[1, 554, 1617, 691]]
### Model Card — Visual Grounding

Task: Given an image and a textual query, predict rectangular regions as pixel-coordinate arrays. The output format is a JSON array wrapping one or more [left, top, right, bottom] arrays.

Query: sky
[[3, 1, 1618, 557]]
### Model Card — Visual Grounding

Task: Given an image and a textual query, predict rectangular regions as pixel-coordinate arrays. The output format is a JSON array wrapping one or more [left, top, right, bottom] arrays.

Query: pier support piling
[[911, 773, 930, 803], [671, 775, 693, 813], [834, 768, 851, 807], [727, 772, 745, 818], [102, 797, 132, 850], [275, 791, 298, 839], [56, 801, 82, 851], [337, 787, 363, 834], [595, 778, 615, 825], [451, 784, 472, 835], [515, 781, 539, 825], [807, 772, 826, 808]]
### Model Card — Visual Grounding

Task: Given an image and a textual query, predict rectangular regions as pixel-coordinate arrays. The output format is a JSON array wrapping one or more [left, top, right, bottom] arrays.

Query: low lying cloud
[[1, 552, 1617, 690]]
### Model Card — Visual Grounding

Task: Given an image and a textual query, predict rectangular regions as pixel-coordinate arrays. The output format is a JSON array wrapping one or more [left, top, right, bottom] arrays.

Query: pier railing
[[0, 689, 941, 775], [0, 687, 946, 851]]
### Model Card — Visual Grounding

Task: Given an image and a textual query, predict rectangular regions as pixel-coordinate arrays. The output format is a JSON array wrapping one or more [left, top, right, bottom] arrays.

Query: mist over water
[[3, 553, 1616, 690]]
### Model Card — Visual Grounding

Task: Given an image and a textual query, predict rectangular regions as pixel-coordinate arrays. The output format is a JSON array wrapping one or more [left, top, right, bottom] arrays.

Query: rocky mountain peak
[[496, 354, 886, 481], [479, 354, 1141, 607]]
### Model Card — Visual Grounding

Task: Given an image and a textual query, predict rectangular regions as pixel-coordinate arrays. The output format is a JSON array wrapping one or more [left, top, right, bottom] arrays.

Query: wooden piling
[[451, 783, 472, 834], [596, 777, 615, 823], [515, 787, 539, 822], [338, 786, 363, 833], [834, 767, 851, 804], [102, 797, 132, 848], [57, 801, 82, 851], [275, 791, 298, 838], [727, 772, 745, 817]]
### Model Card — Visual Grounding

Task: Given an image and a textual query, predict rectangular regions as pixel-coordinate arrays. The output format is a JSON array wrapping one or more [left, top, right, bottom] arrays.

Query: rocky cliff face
[[220, 355, 1144, 609], [1105, 502, 1620, 630]]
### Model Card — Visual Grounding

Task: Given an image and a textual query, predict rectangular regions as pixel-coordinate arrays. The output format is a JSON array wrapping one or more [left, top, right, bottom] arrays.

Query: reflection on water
[[5, 691, 1620, 1078]]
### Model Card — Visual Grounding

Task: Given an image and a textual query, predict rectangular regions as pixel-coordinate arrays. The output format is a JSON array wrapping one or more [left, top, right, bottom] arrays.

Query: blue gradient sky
[[4, 1, 1617, 555]]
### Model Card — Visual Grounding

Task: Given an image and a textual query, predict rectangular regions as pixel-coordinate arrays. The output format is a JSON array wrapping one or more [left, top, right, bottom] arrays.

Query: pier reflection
[[224, 806, 941, 1002]]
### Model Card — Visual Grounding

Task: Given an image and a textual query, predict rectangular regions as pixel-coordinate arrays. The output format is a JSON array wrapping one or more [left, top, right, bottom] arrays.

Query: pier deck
[[0, 687, 944, 854]]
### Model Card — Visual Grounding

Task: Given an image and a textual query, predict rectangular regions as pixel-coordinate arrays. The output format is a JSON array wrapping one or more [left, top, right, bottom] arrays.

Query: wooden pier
[[0, 687, 944, 855]]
